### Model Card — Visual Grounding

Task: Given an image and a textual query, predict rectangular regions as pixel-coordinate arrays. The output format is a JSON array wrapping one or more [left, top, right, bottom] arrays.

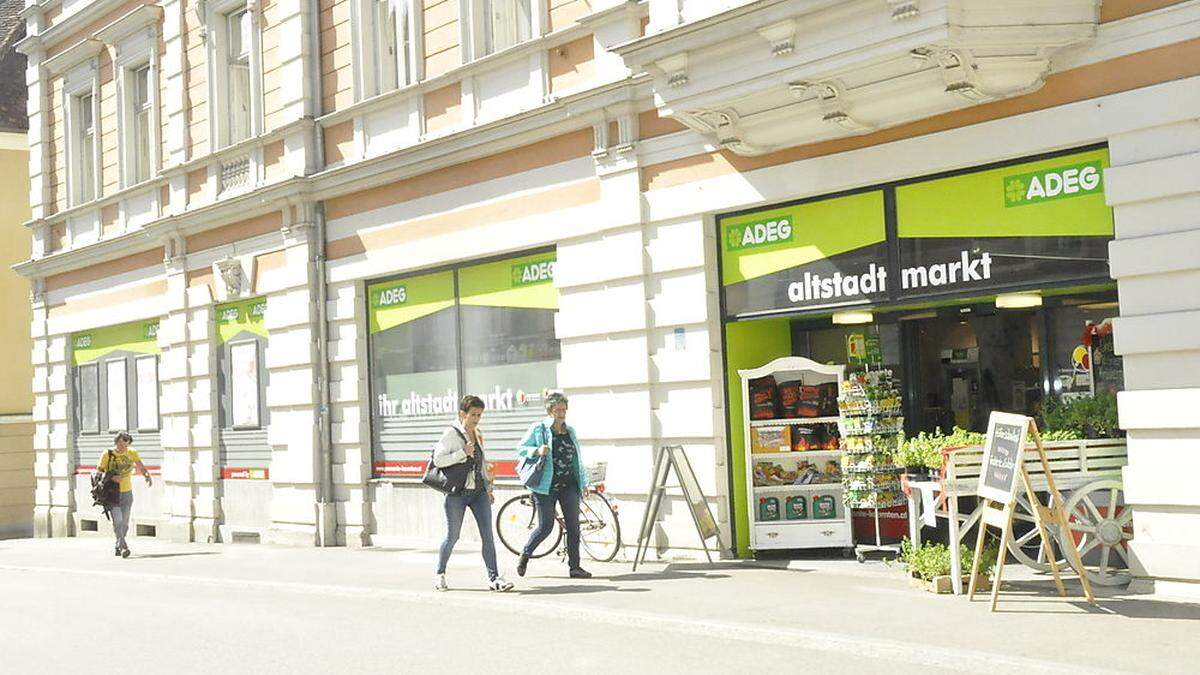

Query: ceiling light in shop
[[832, 310, 874, 325], [995, 292, 1043, 309]]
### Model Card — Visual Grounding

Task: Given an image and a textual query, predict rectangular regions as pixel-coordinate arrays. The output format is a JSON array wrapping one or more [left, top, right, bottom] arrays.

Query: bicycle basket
[[585, 462, 607, 484]]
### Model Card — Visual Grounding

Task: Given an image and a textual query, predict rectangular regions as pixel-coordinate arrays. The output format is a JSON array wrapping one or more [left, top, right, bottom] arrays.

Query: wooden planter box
[[909, 574, 990, 594]]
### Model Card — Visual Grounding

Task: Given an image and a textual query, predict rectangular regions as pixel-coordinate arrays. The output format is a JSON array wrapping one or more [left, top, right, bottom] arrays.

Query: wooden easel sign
[[967, 412, 1096, 611]]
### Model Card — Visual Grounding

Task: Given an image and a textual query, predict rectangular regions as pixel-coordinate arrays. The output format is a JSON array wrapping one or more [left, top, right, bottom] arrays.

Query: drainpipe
[[314, 201, 336, 546]]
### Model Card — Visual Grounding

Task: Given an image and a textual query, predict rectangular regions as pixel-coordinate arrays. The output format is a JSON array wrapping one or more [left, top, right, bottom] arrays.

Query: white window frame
[[134, 355, 160, 432], [113, 26, 161, 188], [352, 0, 423, 101], [207, 0, 264, 149], [105, 358, 129, 433], [463, 0, 545, 60], [62, 62, 101, 207]]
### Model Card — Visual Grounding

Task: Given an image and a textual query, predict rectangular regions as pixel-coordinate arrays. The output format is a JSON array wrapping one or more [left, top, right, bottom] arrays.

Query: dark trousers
[[522, 483, 581, 569]]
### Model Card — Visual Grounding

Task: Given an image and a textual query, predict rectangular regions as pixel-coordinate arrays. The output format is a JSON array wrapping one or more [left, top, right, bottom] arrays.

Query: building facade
[[14, 0, 1200, 598], [1, 0, 33, 541]]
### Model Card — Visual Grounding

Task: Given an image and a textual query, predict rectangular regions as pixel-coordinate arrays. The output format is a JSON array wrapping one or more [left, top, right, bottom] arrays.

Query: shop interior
[[724, 289, 1124, 556]]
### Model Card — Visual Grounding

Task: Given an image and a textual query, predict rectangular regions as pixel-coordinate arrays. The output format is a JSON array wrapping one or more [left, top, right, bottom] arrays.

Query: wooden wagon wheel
[[1063, 479, 1133, 587], [1005, 491, 1067, 571]]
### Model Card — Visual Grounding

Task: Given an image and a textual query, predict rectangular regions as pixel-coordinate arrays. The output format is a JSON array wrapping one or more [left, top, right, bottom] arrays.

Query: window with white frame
[[355, 0, 419, 100], [226, 8, 252, 145], [129, 63, 153, 184], [484, 0, 531, 55], [73, 92, 97, 204]]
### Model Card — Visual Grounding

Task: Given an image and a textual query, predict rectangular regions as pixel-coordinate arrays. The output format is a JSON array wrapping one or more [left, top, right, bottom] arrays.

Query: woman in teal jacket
[[515, 392, 591, 579]]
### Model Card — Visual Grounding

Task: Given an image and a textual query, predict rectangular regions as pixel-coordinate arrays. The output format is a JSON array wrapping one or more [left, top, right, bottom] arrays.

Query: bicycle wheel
[[579, 491, 621, 563], [496, 494, 561, 559]]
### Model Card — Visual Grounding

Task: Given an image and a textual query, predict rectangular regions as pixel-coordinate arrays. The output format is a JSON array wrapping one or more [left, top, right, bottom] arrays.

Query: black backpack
[[89, 451, 121, 518]]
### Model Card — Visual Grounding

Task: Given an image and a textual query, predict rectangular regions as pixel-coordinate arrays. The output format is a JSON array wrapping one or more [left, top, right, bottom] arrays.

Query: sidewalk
[[2, 536, 1197, 674]]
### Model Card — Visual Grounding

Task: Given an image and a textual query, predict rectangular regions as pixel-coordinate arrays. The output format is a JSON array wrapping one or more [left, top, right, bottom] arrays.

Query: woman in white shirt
[[432, 394, 513, 592]]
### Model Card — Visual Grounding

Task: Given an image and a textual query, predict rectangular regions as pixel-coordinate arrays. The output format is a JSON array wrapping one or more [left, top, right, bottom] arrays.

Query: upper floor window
[[226, 8, 252, 145], [130, 64, 153, 184], [73, 93, 97, 204], [484, 0, 531, 55], [374, 0, 413, 92]]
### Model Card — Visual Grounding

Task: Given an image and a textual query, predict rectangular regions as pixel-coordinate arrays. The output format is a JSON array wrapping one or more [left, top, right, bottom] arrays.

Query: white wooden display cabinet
[[739, 357, 853, 552]]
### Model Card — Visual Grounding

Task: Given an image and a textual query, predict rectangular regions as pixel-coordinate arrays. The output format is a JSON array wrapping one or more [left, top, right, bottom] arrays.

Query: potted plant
[[1042, 392, 1121, 439], [894, 537, 999, 594]]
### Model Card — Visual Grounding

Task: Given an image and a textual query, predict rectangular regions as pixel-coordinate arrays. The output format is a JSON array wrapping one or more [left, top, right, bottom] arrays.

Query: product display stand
[[838, 368, 905, 562], [738, 357, 852, 553]]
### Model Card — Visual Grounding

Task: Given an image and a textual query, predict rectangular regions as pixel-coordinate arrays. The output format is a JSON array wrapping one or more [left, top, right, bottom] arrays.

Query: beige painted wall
[[0, 139, 32, 415], [320, 0, 354, 113], [0, 135, 33, 539], [423, 0, 461, 79]]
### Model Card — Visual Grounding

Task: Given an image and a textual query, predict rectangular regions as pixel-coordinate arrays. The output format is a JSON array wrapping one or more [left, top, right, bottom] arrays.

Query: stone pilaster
[[1107, 117, 1200, 600], [31, 281, 74, 537], [327, 277, 369, 547], [264, 204, 330, 545], [158, 237, 220, 542]]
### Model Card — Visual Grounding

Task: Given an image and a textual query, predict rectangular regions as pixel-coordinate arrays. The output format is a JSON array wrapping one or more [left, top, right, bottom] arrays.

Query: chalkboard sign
[[976, 412, 1030, 503], [632, 445, 722, 569]]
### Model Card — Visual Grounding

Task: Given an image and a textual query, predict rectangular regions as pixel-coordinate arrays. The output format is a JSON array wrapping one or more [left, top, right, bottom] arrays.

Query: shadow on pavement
[[602, 570, 733, 582], [129, 552, 222, 560], [513, 584, 651, 596], [971, 579, 1200, 621]]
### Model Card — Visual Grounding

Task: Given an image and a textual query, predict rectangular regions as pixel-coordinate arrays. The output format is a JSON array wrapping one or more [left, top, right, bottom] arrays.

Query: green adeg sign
[[511, 258, 555, 287], [724, 216, 794, 252], [1004, 160, 1103, 208]]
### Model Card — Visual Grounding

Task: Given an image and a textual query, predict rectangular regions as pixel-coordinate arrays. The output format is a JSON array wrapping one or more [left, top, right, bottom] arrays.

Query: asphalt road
[[4, 537, 1199, 674]]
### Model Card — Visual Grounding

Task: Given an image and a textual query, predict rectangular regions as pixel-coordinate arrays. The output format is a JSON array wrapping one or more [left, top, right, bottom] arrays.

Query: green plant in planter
[[895, 537, 999, 581], [1040, 428, 1083, 442], [1042, 393, 1121, 439], [895, 427, 985, 471]]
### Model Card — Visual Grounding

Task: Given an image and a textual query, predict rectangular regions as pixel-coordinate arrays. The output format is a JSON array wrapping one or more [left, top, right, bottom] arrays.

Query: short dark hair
[[114, 431, 133, 445], [544, 392, 568, 413], [459, 395, 485, 413]]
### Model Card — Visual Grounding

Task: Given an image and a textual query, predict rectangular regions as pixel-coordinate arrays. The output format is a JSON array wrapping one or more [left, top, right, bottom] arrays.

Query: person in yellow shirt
[[97, 432, 152, 558]]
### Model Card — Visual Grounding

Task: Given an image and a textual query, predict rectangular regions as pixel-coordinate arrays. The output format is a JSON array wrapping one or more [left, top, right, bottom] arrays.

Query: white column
[[158, 240, 220, 542], [31, 281, 73, 537], [25, 44, 49, 222], [1107, 118, 1200, 600], [328, 278, 369, 547], [264, 205, 329, 545], [161, 0, 190, 212]]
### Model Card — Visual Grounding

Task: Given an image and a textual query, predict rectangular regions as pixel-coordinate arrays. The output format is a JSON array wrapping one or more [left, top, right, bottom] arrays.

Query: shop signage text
[[512, 258, 556, 287], [1004, 160, 1102, 208], [376, 385, 529, 417], [375, 285, 408, 308], [725, 217, 794, 251], [74, 335, 92, 349], [786, 251, 993, 303]]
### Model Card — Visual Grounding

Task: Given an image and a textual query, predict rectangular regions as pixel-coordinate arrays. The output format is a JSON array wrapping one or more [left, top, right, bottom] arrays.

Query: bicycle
[[495, 462, 622, 563]]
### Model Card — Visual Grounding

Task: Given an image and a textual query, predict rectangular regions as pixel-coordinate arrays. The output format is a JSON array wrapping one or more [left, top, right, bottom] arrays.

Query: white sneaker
[[489, 576, 514, 592], [434, 574, 449, 592]]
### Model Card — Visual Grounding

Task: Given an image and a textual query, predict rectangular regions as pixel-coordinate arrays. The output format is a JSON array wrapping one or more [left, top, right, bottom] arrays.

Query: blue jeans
[[522, 483, 581, 569], [112, 491, 134, 550], [437, 489, 499, 580]]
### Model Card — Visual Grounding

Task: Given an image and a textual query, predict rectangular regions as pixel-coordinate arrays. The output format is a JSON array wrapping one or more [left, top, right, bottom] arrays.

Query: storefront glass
[[368, 252, 559, 478]]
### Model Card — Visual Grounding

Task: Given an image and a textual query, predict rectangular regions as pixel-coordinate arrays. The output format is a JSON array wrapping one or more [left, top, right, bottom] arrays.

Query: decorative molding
[[674, 108, 764, 155], [43, 39, 103, 75], [789, 79, 875, 133], [886, 0, 919, 21], [657, 53, 689, 88], [94, 5, 165, 45], [757, 20, 797, 57]]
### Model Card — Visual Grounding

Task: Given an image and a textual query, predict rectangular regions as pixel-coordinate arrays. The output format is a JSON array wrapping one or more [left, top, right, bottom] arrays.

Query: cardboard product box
[[751, 425, 792, 453]]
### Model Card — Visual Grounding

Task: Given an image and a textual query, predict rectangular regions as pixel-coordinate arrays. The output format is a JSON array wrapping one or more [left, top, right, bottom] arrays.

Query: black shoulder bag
[[90, 451, 121, 519], [421, 428, 475, 495]]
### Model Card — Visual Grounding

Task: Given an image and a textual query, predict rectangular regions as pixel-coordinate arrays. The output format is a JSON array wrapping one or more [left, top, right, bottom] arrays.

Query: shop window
[[216, 298, 270, 431], [105, 359, 129, 432], [368, 252, 559, 478], [134, 355, 160, 432], [1046, 299, 1123, 401], [77, 363, 100, 433]]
